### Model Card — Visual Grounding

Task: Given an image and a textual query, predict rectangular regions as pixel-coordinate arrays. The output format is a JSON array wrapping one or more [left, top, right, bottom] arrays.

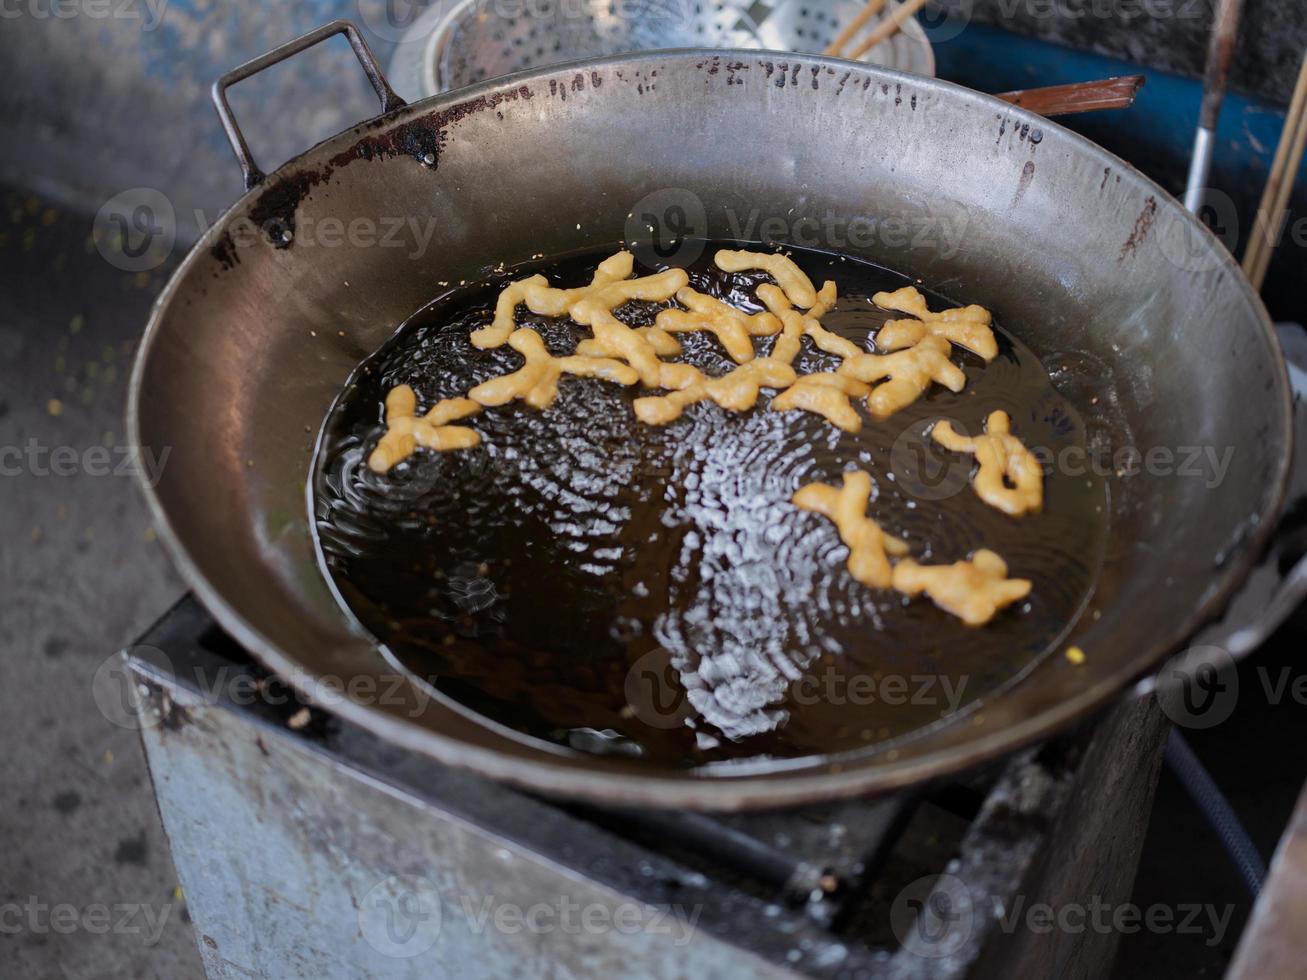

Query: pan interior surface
[[130, 52, 1291, 807], [314, 242, 1108, 767]]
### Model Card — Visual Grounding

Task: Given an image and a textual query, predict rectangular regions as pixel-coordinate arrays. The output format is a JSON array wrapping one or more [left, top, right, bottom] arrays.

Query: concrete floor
[[0, 188, 203, 978], [1, 181, 1302, 979]]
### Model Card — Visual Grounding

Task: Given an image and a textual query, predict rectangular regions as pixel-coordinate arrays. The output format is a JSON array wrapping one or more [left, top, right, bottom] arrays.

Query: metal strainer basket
[[386, 0, 934, 99]]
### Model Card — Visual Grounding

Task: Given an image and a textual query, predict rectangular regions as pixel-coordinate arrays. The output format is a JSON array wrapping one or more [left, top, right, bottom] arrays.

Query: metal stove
[[118, 327, 1307, 979], [123, 597, 1171, 979], [115, 330, 1307, 980]]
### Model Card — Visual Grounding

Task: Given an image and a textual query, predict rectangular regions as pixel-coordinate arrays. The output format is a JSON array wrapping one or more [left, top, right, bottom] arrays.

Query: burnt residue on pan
[[209, 230, 239, 269], [312, 243, 1109, 767], [1012, 161, 1037, 207], [1119, 196, 1158, 260], [224, 87, 537, 254], [248, 170, 325, 248], [331, 86, 534, 172]]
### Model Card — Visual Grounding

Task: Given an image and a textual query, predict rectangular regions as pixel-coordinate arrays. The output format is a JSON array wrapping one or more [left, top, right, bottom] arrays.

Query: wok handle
[[1220, 550, 1307, 659], [212, 20, 407, 189], [1142, 541, 1307, 707], [993, 76, 1145, 117]]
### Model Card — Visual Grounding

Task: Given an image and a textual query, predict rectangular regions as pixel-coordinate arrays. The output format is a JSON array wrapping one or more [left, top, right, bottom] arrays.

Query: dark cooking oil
[[312, 242, 1108, 767]]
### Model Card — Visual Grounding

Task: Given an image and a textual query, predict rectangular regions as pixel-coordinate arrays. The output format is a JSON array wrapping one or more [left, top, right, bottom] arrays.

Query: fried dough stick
[[368, 384, 481, 473], [873, 285, 998, 361], [930, 410, 1043, 516], [791, 470, 908, 589], [468, 328, 638, 409], [838, 335, 967, 419], [892, 549, 1031, 625]]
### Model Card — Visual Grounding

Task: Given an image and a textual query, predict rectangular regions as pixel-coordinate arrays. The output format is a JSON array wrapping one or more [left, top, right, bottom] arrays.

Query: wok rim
[[129, 48, 1294, 810]]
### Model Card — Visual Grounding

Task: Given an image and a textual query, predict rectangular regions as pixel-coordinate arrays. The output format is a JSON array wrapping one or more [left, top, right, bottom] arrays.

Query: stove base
[[125, 598, 1167, 978]]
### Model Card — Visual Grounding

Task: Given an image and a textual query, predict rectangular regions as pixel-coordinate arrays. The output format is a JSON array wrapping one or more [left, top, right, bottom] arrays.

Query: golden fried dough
[[931, 410, 1043, 516], [468, 328, 638, 410], [791, 470, 909, 589], [575, 325, 681, 359], [367, 384, 481, 473], [755, 281, 855, 359], [873, 286, 998, 361], [892, 549, 1031, 625], [655, 287, 781, 363], [471, 275, 550, 350], [715, 249, 819, 309], [770, 373, 871, 433], [633, 359, 797, 425], [468, 251, 687, 381], [838, 335, 967, 418], [377, 250, 1036, 631]]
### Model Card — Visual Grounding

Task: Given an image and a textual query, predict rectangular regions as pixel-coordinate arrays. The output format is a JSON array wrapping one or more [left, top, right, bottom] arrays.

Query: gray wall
[[2, 0, 1304, 238]]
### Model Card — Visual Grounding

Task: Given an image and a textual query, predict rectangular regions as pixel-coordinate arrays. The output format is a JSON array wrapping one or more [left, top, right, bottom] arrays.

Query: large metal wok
[[130, 22, 1295, 809]]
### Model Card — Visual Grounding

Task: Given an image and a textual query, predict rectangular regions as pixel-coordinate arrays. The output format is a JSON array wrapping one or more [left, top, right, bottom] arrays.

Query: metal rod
[[1183, 127, 1216, 212], [1183, 0, 1246, 212], [608, 807, 832, 900]]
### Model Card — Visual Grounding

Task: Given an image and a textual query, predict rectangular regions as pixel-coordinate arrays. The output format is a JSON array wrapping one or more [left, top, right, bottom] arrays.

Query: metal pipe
[[1183, 0, 1246, 212], [606, 808, 823, 897], [1165, 730, 1267, 897], [1184, 127, 1216, 212]]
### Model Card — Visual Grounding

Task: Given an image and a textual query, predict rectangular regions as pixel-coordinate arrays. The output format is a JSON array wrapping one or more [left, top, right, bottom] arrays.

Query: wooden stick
[[846, 0, 932, 61], [994, 76, 1145, 117], [1241, 52, 1306, 281], [1243, 51, 1307, 291], [824, 0, 889, 57]]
